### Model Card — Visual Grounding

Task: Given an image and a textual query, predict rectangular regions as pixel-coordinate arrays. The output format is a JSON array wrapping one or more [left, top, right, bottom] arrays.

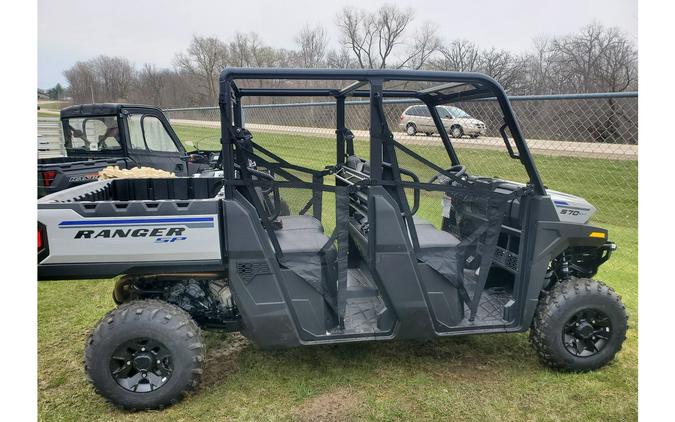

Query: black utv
[[37, 68, 627, 410]]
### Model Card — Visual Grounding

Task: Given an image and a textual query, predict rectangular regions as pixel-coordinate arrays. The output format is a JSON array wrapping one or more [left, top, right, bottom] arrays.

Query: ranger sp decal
[[58, 217, 214, 244]]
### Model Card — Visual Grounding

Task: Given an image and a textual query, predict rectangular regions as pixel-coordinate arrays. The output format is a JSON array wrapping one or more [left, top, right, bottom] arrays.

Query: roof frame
[[219, 67, 546, 195]]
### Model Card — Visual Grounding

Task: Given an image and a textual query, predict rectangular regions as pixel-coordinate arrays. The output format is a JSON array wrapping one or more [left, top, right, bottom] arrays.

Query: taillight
[[38, 226, 44, 252], [38, 223, 48, 261], [41, 170, 57, 186]]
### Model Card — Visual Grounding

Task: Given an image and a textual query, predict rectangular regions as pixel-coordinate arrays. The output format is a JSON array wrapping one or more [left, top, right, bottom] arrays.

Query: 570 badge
[[559, 208, 583, 216]]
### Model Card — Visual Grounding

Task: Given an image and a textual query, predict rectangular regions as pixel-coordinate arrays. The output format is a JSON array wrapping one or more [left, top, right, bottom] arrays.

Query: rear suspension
[[113, 273, 241, 330]]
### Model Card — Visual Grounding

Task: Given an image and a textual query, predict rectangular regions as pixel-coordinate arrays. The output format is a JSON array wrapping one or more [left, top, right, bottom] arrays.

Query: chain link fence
[[164, 92, 637, 273]]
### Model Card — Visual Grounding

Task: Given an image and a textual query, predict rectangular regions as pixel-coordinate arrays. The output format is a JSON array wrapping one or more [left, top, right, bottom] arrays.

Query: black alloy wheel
[[110, 337, 174, 393]]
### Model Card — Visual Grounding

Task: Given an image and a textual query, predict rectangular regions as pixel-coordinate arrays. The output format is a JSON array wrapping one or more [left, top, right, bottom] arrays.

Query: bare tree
[[133, 64, 165, 106], [174, 35, 228, 104], [398, 22, 441, 70], [430, 41, 525, 92], [95, 56, 134, 101], [325, 48, 355, 68], [162, 70, 203, 107], [64, 56, 133, 103], [432, 40, 480, 72], [523, 37, 561, 94], [595, 30, 637, 92], [64, 61, 98, 103], [550, 22, 637, 93], [337, 4, 417, 69], [477, 48, 527, 93], [295, 25, 328, 68], [61, 20, 638, 108], [375, 4, 412, 68], [228, 32, 255, 67]]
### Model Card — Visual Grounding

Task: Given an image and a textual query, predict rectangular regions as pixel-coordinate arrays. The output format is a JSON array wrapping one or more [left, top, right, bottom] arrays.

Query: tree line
[[58, 4, 637, 107]]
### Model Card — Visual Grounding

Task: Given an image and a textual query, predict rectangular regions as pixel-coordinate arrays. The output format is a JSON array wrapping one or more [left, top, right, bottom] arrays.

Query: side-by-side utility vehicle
[[38, 104, 216, 197], [38, 68, 626, 410]]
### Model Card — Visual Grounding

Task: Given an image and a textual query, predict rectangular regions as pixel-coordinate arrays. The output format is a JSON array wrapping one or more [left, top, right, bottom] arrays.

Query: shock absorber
[[560, 251, 572, 282]]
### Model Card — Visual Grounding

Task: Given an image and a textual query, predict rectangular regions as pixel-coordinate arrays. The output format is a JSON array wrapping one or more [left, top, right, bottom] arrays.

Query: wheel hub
[[109, 337, 174, 393], [575, 321, 594, 339], [133, 354, 153, 371], [562, 309, 613, 358]]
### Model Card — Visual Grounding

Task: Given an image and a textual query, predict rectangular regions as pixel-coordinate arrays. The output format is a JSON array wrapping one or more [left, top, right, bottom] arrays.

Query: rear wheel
[[450, 125, 463, 138], [85, 300, 204, 410], [406, 123, 417, 136], [530, 278, 627, 371]]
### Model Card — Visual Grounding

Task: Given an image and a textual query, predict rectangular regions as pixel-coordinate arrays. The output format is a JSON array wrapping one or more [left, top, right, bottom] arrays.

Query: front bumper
[[463, 126, 486, 136]]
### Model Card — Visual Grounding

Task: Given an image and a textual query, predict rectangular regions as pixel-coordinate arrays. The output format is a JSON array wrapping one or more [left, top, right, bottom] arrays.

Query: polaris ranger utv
[[37, 104, 217, 197], [37, 68, 626, 410]]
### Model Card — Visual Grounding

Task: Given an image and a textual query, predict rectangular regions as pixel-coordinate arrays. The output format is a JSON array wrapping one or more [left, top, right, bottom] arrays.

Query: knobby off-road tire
[[530, 278, 627, 371], [85, 299, 204, 410]]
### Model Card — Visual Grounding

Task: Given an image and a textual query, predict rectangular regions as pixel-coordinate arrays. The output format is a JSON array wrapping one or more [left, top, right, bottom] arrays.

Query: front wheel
[[450, 125, 463, 138], [85, 300, 204, 410], [530, 278, 627, 371], [406, 123, 417, 136]]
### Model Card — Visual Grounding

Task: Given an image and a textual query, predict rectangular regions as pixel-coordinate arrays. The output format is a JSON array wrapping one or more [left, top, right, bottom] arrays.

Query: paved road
[[171, 119, 637, 160]]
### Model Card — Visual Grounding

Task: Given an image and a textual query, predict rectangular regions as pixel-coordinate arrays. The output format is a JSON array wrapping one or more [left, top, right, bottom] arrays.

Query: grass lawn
[[37, 100, 71, 111], [38, 124, 637, 421]]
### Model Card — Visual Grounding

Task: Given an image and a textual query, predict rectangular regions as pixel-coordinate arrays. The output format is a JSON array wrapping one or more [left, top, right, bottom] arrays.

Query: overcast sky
[[37, 0, 637, 89]]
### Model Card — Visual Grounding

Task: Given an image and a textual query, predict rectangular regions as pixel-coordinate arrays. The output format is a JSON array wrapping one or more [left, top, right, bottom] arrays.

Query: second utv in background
[[37, 104, 216, 197]]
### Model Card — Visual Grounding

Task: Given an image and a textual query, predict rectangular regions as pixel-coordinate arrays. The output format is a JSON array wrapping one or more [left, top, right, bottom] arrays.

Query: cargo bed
[[38, 178, 226, 280]]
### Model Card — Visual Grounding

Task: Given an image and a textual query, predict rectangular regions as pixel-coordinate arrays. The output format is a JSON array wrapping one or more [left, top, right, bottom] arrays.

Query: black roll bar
[[219, 67, 547, 195]]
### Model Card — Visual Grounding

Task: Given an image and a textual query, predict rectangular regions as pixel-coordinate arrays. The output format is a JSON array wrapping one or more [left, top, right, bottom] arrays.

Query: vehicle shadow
[[199, 330, 537, 390]]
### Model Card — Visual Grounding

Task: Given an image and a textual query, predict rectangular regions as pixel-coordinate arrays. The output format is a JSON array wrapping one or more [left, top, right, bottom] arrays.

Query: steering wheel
[[429, 164, 466, 184]]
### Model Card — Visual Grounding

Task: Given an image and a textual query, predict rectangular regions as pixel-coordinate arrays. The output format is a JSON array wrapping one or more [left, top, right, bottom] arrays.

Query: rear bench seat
[[274, 215, 338, 304], [275, 216, 334, 259]]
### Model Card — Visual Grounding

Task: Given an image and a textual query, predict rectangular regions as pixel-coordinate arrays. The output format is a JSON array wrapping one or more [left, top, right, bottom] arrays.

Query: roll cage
[[217, 68, 547, 332], [218, 68, 546, 196]]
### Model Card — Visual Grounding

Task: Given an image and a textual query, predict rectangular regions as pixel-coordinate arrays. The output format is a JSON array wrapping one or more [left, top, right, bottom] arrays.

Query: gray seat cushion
[[276, 227, 331, 254], [278, 215, 324, 232], [275, 216, 337, 263], [412, 217, 460, 249], [274, 216, 337, 302]]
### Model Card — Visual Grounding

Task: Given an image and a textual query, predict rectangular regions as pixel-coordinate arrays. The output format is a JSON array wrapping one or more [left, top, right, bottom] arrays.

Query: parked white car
[[399, 105, 486, 138]]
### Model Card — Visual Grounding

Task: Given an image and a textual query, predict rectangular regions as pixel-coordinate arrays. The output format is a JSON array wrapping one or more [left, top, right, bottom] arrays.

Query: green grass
[[38, 124, 637, 421], [38, 100, 70, 111]]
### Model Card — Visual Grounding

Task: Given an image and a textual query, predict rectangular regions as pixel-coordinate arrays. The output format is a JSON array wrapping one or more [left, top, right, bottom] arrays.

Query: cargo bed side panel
[[39, 208, 221, 264]]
